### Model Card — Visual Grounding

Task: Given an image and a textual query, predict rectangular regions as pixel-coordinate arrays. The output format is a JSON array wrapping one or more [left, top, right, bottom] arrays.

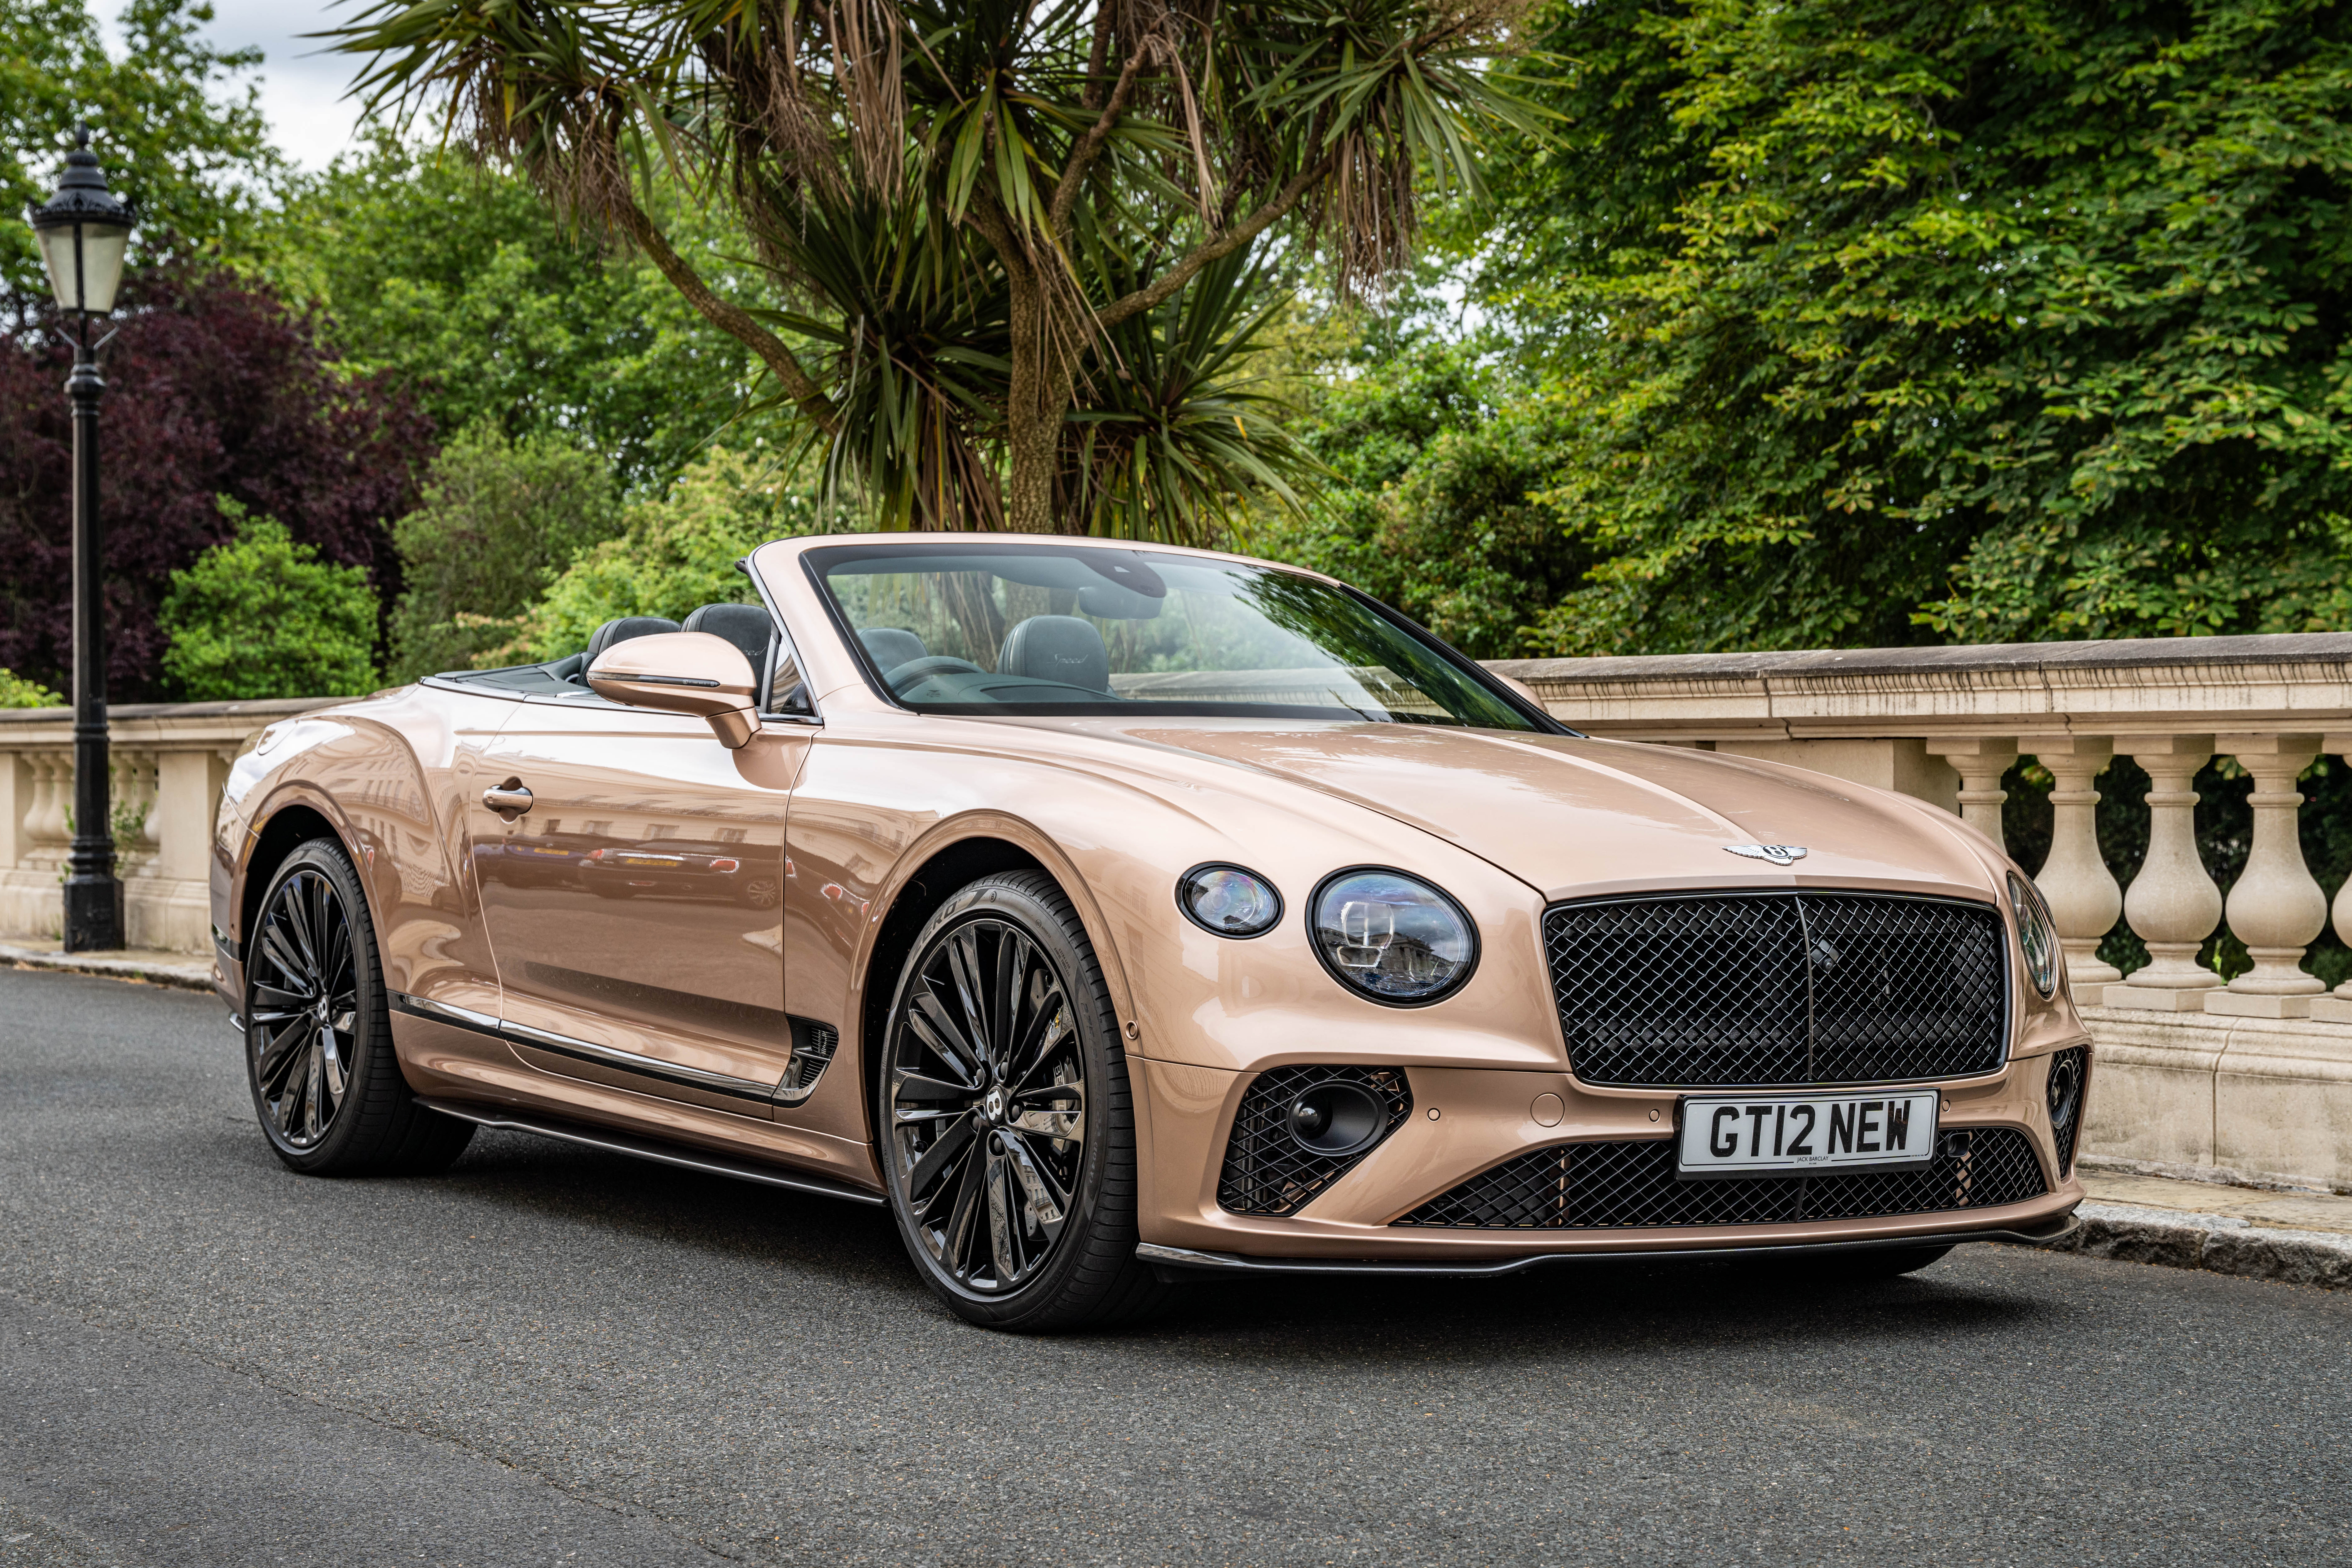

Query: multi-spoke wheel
[[878, 872, 1165, 1330], [244, 838, 473, 1175]]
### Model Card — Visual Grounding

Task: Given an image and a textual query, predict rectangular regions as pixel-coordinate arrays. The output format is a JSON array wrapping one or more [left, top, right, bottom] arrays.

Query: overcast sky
[[120, 0, 374, 170]]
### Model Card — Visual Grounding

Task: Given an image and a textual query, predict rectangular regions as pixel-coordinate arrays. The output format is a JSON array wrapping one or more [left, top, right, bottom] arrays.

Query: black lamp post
[[27, 125, 134, 952]]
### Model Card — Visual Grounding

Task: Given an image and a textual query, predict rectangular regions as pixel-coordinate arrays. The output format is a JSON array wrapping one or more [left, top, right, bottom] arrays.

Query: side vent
[[775, 1018, 839, 1106]]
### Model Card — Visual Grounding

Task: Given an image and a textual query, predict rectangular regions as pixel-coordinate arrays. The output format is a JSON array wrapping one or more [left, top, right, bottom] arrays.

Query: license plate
[[1677, 1089, 1940, 1178]]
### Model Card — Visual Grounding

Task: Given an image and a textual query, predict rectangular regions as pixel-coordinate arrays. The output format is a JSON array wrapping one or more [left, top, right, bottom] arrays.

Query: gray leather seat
[[682, 602, 774, 676], [858, 626, 928, 673], [997, 615, 1110, 693], [583, 616, 681, 667]]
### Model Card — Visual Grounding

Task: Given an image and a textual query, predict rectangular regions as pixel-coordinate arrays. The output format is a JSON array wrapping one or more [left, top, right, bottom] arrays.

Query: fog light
[[1287, 1080, 1386, 1156]]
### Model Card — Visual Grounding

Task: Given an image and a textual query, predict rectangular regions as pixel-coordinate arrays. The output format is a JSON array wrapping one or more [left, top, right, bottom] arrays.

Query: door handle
[[482, 780, 533, 819]]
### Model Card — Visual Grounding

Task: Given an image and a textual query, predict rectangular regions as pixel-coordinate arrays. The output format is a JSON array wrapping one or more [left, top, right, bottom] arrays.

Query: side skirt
[[414, 1096, 886, 1208]]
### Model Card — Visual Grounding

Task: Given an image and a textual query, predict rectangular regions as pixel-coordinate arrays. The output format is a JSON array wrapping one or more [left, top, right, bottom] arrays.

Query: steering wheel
[[885, 655, 985, 691]]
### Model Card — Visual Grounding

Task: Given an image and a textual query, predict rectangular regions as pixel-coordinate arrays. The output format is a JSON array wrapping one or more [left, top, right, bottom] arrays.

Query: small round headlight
[[1309, 868, 1477, 1004], [2008, 872, 2061, 997], [1177, 863, 1283, 937]]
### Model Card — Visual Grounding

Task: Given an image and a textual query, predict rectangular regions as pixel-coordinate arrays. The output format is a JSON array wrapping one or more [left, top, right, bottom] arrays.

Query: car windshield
[[805, 542, 1543, 729]]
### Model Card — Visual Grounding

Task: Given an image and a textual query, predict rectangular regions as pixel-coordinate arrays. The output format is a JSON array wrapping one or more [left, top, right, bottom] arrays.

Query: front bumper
[[1137, 1054, 2087, 1261]]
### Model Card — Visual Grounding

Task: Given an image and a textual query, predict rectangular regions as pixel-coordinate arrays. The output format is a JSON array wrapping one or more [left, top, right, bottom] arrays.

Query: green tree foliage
[[1259, 331, 1591, 656], [508, 448, 850, 662], [2, 0, 277, 311], [1475, 0, 2352, 654], [159, 500, 381, 700], [0, 668, 65, 707], [386, 425, 624, 682], [266, 137, 787, 492], [335, 0, 1533, 539]]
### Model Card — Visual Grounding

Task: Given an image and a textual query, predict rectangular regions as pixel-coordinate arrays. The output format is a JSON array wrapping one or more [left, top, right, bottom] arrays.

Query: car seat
[[583, 616, 683, 667], [996, 615, 1110, 693], [858, 626, 928, 674]]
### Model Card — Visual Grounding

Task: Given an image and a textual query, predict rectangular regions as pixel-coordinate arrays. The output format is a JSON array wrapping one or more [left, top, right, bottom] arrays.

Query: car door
[[470, 685, 813, 1116]]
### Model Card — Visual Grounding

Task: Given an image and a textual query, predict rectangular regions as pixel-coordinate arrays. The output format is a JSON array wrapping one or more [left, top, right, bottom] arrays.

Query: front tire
[[877, 872, 1165, 1331], [244, 837, 473, 1175]]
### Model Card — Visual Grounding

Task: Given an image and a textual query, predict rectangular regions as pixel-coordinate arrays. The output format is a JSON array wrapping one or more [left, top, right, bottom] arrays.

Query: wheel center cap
[[983, 1087, 1006, 1124]]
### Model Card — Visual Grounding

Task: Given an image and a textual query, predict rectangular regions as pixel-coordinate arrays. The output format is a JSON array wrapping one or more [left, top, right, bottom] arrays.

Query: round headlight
[[2008, 872, 2061, 997], [1177, 864, 1283, 937], [1308, 868, 1477, 1004]]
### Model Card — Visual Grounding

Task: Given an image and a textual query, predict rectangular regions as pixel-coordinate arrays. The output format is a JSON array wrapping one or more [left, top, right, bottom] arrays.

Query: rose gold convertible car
[[213, 535, 2090, 1329]]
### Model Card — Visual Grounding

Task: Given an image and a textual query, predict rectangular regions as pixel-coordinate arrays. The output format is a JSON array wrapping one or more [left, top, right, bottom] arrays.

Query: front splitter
[[1136, 1210, 2082, 1279]]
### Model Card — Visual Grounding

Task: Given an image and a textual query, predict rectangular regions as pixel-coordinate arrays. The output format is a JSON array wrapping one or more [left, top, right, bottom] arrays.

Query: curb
[[0, 943, 215, 992], [2045, 1201, 2352, 1291]]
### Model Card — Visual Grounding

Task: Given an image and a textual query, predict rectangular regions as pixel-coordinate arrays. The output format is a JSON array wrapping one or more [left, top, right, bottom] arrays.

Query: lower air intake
[[2047, 1046, 2089, 1180], [1217, 1066, 1412, 1217], [1394, 1128, 2046, 1230]]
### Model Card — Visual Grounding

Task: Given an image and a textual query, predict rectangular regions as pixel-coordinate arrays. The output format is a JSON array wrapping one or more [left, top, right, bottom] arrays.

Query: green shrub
[[159, 501, 381, 700], [509, 448, 848, 662], [387, 425, 623, 682], [0, 669, 65, 708]]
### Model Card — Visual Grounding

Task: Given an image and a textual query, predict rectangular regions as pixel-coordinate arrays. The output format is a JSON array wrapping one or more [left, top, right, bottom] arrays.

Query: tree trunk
[[1002, 261, 1066, 534]]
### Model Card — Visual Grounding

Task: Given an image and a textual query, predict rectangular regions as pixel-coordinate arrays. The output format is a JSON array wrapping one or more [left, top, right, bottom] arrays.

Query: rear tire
[[244, 837, 474, 1176], [876, 872, 1167, 1332]]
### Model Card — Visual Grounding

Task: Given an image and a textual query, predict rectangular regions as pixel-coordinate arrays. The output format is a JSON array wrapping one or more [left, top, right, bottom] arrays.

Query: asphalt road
[[3, 967, 2347, 1568]]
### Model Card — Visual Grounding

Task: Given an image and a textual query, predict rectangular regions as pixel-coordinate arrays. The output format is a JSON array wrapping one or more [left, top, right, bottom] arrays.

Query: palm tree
[[336, 0, 1533, 536]]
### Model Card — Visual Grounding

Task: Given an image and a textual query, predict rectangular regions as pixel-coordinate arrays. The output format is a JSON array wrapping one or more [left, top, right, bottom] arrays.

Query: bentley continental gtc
[[213, 535, 2090, 1329]]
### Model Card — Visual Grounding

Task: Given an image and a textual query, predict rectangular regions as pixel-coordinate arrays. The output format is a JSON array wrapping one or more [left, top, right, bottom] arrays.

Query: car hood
[[1046, 719, 1996, 903]]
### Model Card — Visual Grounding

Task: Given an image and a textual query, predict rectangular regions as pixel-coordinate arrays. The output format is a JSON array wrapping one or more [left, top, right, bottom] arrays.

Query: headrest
[[584, 616, 681, 666], [681, 603, 773, 673], [858, 626, 928, 674], [997, 615, 1109, 694]]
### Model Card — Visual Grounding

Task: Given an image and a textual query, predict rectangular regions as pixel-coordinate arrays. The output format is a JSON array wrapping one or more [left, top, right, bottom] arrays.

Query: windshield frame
[[798, 540, 1574, 734]]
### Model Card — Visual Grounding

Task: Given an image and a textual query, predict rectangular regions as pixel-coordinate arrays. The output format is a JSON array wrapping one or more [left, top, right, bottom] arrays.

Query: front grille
[[1394, 1128, 2046, 1230], [2048, 1046, 2089, 1179], [1545, 892, 2009, 1088], [1217, 1067, 1412, 1217]]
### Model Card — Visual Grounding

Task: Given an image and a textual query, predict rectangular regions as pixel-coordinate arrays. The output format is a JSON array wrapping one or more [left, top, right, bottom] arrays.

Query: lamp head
[[27, 124, 134, 316]]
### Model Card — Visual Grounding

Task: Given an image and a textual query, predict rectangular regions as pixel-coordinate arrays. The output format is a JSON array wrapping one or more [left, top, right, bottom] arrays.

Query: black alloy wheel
[[244, 838, 474, 1175], [248, 857, 359, 1148], [878, 872, 1164, 1330]]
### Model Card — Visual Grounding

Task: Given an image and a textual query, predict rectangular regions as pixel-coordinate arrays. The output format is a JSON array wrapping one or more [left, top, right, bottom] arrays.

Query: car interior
[[854, 617, 1116, 701], [433, 603, 810, 714]]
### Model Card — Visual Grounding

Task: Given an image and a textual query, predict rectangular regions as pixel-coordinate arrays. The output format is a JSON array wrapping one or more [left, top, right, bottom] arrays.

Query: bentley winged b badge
[[1724, 844, 1808, 866]]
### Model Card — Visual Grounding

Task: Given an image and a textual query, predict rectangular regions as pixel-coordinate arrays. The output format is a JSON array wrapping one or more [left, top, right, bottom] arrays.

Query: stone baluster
[[1926, 736, 2018, 841], [0, 749, 27, 870], [2108, 736, 2223, 1009], [30, 754, 71, 845], [2320, 733, 2352, 1022], [2205, 735, 2326, 1017], [138, 750, 163, 849], [2026, 737, 2122, 995]]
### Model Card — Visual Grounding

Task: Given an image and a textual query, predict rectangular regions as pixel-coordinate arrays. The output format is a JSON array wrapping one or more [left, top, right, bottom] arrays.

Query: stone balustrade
[[7, 633, 2351, 1191], [1496, 633, 2352, 1193], [0, 698, 336, 954]]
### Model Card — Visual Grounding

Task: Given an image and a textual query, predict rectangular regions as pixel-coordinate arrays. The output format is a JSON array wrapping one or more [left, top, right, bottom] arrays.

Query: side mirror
[[586, 631, 760, 748]]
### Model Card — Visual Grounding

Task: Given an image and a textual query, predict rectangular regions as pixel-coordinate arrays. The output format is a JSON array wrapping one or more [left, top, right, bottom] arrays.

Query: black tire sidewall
[[244, 838, 398, 1173], [877, 874, 1135, 1330]]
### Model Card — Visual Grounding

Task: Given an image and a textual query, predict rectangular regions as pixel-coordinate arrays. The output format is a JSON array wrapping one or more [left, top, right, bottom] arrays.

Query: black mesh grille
[[1217, 1067, 1412, 1216], [2048, 1046, 2089, 1180], [1546, 892, 2009, 1088], [1394, 1128, 2046, 1230]]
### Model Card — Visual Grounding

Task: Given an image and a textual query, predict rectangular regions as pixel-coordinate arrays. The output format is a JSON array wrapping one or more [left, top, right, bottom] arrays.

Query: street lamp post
[[27, 125, 134, 952]]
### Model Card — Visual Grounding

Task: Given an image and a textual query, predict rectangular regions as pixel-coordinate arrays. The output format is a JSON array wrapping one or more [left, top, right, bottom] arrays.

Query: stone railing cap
[[0, 695, 345, 726], [1491, 632, 2352, 685]]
